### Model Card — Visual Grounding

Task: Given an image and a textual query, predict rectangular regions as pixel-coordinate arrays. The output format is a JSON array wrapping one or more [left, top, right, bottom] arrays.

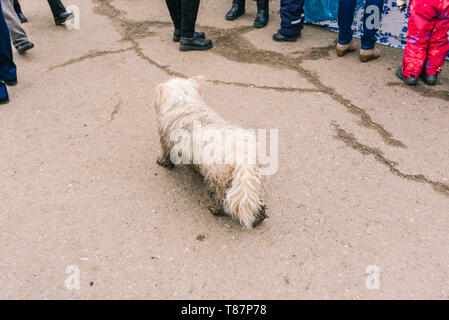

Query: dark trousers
[[338, 0, 385, 50], [13, 0, 21, 14], [165, 0, 200, 38], [0, 1, 16, 99], [14, 0, 67, 17], [280, 0, 306, 37], [48, 0, 66, 18]]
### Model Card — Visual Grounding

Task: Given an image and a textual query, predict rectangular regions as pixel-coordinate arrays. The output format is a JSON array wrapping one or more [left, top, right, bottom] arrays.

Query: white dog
[[154, 76, 266, 229]]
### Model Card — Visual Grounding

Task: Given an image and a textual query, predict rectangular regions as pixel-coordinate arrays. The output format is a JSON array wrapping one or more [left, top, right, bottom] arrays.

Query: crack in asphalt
[[82, 0, 447, 197], [209, 80, 320, 93], [332, 123, 449, 198], [91, 0, 406, 148], [106, 100, 121, 125], [47, 47, 134, 71], [201, 25, 406, 148]]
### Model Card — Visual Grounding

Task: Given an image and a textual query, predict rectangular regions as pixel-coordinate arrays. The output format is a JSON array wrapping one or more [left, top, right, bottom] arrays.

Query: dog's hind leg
[[157, 151, 174, 169], [207, 189, 225, 216], [156, 138, 175, 169]]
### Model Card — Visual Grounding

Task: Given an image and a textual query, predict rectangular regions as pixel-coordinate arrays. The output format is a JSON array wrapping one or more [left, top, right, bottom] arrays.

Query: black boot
[[55, 11, 74, 25], [16, 41, 34, 54], [420, 71, 437, 86], [179, 36, 213, 52], [173, 29, 205, 43], [395, 66, 418, 86], [273, 30, 300, 42], [254, 0, 268, 28], [226, 0, 245, 21]]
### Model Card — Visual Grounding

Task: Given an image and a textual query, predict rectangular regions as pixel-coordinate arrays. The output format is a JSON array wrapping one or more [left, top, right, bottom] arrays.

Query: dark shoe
[[272, 30, 299, 42], [173, 29, 205, 43], [253, 9, 269, 28], [420, 72, 437, 86], [225, 1, 245, 21], [396, 66, 418, 86], [17, 12, 28, 23], [4, 79, 17, 86], [16, 41, 34, 54], [0, 96, 9, 105], [179, 37, 213, 52], [55, 12, 74, 25]]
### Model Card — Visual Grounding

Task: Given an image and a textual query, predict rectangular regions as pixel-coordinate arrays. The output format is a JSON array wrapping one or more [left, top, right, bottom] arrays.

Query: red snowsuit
[[402, 0, 449, 77]]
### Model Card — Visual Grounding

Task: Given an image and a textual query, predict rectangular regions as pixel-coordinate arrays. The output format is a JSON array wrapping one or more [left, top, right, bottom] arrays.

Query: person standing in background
[[336, 0, 385, 62], [1, 0, 34, 54], [272, 0, 306, 42], [165, 0, 213, 51], [0, 0, 17, 104], [396, 0, 449, 86], [225, 0, 269, 28]]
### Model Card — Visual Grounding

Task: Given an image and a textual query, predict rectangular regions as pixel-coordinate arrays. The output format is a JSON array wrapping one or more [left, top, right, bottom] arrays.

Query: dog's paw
[[156, 157, 174, 169], [208, 205, 225, 216], [251, 213, 267, 228]]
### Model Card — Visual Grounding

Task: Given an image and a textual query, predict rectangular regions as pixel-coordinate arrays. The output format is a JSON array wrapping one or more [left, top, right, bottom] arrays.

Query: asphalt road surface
[[0, 0, 448, 299]]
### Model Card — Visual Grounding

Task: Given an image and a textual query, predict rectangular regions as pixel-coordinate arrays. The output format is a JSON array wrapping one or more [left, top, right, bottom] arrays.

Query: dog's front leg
[[156, 136, 175, 169], [156, 149, 174, 169]]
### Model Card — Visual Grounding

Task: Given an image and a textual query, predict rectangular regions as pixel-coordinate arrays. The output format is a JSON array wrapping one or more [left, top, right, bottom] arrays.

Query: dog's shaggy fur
[[154, 76, 266, 229]]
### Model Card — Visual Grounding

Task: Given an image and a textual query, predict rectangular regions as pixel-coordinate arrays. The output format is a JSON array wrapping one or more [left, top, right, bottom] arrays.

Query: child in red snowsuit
[[396, 0, 449, 85]]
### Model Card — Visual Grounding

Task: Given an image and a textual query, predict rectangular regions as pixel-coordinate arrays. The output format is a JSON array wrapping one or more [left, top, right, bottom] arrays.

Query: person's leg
[[165, 0, 182, 31], [401, 0, 437, 78], [279, 0, 305, 37], [47, 0, 66, 17], [12, 0, 20, 14], [254, 0, 269, 28], [0, 82, 8, 103], [360, 0, 385, 50], [169, 0, 206, 43], [180, 0, 200, 38], [1, 0, 29, 47], [48, 0, 73, 25], [424, 5, 449, 76], [13, 0, 26, 23], [177, 0, 212, 51], [338, 0, 357, 45], [0, 1, 16, 103]]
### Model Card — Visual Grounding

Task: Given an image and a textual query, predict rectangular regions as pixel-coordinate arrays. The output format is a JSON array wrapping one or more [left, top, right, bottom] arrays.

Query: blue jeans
[[0, 1, 17, 99], [280, 0, 306, 37], [338, 0, 384, 50]]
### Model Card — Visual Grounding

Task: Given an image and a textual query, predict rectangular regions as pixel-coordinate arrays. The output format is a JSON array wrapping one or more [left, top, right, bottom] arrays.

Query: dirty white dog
[[154, 76, 266, 229]]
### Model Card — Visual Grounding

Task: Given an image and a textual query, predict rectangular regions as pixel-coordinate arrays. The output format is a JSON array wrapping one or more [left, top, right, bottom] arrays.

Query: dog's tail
[[224, 163, 265, 229]]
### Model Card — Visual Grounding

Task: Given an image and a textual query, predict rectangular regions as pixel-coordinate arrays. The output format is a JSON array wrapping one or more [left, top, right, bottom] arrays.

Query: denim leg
[[0, 1, 17, 83], [338, 0, 357, 45], [280, 0, 305, 37], [361, 0, 384, 50], [0, 82, 8, 100]]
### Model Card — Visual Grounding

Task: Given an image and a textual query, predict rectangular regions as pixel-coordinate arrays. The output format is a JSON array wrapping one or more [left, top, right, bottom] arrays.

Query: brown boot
[[359, 47, 380, 63], [336, 42, 356, 57]]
